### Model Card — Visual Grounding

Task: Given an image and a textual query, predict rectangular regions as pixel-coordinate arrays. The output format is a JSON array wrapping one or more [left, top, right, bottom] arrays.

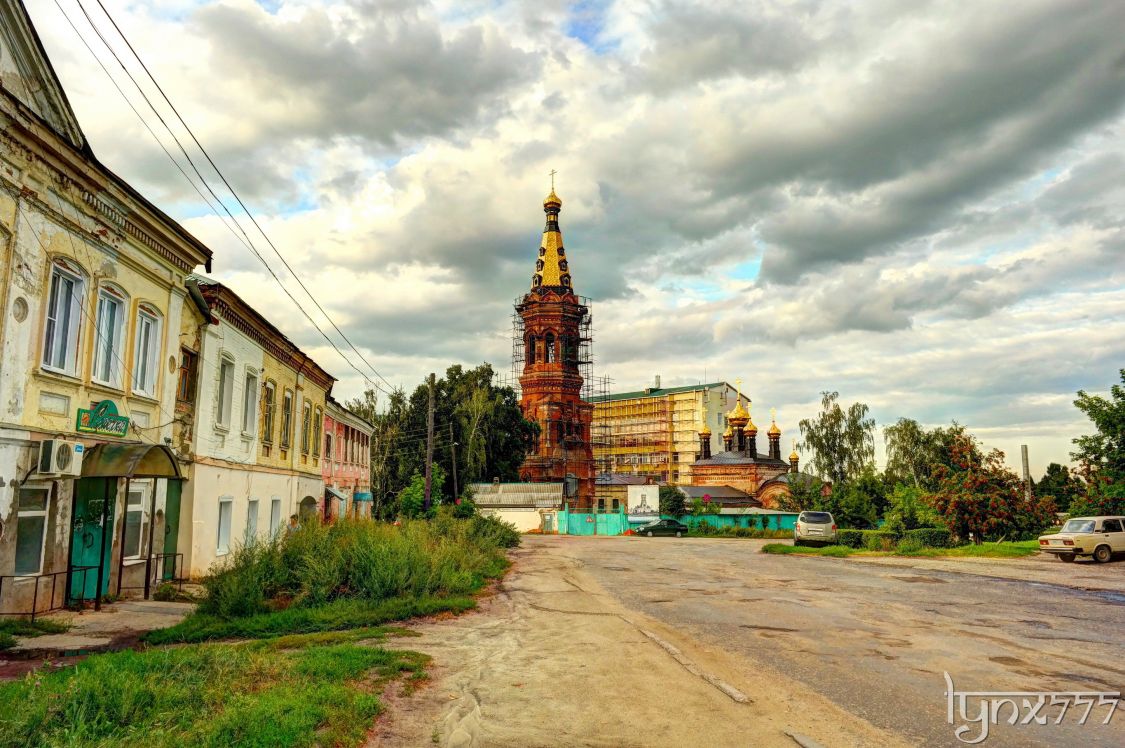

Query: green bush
[[686, 524, 790, 539], [903, 527, 952, 548], [862, 530, 898, 551], [836, 529, 864, 548]]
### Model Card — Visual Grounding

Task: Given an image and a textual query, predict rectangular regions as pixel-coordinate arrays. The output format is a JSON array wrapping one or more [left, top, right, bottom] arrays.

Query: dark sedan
[[634, 519, 689, 537]]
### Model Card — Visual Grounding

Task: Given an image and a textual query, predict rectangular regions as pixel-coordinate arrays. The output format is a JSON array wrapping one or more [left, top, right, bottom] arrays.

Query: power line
[[83, 0, 398, 395], [58, 0, 393, 399]]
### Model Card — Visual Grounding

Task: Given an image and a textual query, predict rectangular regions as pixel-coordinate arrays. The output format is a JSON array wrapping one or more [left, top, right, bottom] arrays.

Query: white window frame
[[269, 497, 282, 538], [123, 480, 152, 560], [92, 285, 126, 388], [246, 498, 259, 542], [217, 356, 235, 429], [41, 261, 85, 376], [14, 484, 51, 575], [242, 370, 259, 435], [132, 306, 162, 397], [217, 496, 233, 555]]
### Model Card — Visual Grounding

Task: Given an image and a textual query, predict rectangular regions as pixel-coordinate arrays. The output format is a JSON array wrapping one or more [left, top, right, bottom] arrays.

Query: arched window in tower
[[556, 421, 565, 442], [532, 274, 542, 287], [539, 246, 546, 256], [545, 332, 556, 363], [536, 259, 545, 272], [559, 260, 568, 272], [561, 274, 571, 287], [527, 335, 537, 365]]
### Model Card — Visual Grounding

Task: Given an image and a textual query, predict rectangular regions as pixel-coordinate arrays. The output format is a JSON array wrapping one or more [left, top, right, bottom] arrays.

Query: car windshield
[[801, 512, 832, 523], [1061, 520, 1095, 534]]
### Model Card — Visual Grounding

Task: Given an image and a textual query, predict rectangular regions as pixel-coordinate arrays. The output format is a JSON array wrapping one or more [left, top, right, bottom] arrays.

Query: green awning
[[80, 443, 182, 479]]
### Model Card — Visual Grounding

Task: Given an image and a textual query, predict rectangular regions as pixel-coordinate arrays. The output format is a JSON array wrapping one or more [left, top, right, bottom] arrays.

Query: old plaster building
[[177, 277, 334, 577], [0, 0, 211, 614], [323, 396, 374, 520], [515, 189, 595, 509], [689, 385, 803, 508]]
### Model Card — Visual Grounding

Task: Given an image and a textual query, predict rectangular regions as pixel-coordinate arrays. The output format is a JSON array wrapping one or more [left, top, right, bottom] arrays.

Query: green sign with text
[[76, 400, 130, 437]]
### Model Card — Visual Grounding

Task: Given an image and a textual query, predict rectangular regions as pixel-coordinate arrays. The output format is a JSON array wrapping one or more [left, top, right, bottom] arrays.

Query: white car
[[794, 511, 837, 546], [1039, 516, 1125, 563]]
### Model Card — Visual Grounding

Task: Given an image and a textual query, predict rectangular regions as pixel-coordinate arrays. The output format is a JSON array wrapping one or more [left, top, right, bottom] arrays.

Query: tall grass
[[196, 512, 517, 622]]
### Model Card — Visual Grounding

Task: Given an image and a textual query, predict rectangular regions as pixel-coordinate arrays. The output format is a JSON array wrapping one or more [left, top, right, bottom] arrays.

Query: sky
[[28, 0, 1125, 476]]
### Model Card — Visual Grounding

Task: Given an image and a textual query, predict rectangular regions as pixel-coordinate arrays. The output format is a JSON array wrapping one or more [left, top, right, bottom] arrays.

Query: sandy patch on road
[[369, 539, 905, 748]]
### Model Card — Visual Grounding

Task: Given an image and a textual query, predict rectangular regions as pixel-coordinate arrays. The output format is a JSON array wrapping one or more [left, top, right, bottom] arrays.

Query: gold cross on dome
[[770, 407, 776, 422], [549, 169, 557, 190], [735, 377, 742, 399]]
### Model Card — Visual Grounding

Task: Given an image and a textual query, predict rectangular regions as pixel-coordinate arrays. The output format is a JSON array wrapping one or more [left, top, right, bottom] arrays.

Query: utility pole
[[1021, 444, 1032, 501], [424, 373, 435, 512], [450, 422, 459, 500]]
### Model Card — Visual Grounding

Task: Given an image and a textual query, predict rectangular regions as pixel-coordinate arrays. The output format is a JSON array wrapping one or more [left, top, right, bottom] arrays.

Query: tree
[[1034, 463, 1082, 513], [883, 418, 953, 491], [659, 485, 686, 517], [822, 470, 882, 529], [396, 461, 447, 519], [349, 363, 538, 517], [774, 474, 823, 513], [1070, 369, 1125, 515], [882, 484, 941, 534], [798, 392, 875, 486], [927, 432, 1056, 542]]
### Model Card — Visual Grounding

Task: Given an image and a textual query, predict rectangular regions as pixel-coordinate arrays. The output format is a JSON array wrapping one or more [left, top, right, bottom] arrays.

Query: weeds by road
[[762, 540, 1041, 559], [0, 618, 69, 651], [0, 628, 426, 747]]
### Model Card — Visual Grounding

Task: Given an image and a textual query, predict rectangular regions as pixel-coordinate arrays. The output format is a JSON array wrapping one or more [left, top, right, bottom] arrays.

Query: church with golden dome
[[689, 381, 804, 508]]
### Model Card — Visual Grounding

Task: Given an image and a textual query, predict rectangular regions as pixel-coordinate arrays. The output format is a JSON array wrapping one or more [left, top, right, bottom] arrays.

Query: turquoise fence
[[673, 513, 798, 531], [558, 506, 630, 536]]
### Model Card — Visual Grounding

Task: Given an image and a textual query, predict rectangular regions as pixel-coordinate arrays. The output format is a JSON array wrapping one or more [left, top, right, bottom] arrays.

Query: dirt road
[[374, 537, 1123, 747]]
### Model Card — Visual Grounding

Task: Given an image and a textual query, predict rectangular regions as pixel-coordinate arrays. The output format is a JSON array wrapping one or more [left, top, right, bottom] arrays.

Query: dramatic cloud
[[29, 0, 1125, 474]]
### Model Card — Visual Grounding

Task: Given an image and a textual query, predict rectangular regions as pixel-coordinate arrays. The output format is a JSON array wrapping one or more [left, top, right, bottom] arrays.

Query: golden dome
[[727, 401, 749, 428], [699, 423, 712, 437], [789, 439, 799, 461], [544, 189, 562, 208], [767, 407, 780, 436], [723, 423, 733, 438], [746, 418, 758, 435]]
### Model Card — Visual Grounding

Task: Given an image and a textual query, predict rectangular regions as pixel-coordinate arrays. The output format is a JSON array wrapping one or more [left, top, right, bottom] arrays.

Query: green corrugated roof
[[586, 382, 730, 403]]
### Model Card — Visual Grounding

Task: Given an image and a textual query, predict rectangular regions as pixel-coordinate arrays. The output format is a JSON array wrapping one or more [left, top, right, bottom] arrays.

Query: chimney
[[1021, 445, 1031, 501], [654, 374, 661, 390]]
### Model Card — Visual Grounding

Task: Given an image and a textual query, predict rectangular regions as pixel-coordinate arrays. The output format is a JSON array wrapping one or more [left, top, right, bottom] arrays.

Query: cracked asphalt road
[[577, 537, 1124, 747], [376, 536, 1122, 747]]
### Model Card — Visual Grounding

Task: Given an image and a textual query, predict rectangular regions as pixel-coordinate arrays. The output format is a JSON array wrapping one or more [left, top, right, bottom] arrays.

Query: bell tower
[[516, 188, 595, 508]]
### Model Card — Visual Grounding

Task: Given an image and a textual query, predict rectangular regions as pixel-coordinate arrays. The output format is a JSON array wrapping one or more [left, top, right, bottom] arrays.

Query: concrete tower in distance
[[515, 187, 595, 508]]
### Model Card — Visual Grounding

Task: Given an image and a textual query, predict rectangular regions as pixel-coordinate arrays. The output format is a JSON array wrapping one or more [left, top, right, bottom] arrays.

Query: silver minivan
[[795, 511, 837, 546]]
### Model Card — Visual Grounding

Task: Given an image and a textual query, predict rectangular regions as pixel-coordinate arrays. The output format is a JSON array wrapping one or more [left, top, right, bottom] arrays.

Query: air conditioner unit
[[38, 439, 85, 477]]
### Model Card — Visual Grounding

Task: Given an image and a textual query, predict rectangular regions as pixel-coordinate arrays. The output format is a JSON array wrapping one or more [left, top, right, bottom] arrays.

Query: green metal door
[[162, 480, 181, 580], [69, 477, 116, 601]]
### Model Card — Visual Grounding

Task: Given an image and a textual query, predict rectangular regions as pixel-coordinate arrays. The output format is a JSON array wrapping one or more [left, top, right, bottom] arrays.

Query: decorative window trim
[[91, 284, 127, 388], [216, 354, 235, 430], [261, 380, 276, 444], [131, 303, 163, 397], [241, 368, 259, 437], [41, 259, 86, 376]]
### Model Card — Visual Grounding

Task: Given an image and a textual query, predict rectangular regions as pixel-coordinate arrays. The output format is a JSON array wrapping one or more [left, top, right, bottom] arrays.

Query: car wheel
[[794, 539, 803, 547], [646, 531, 654, 537], [1093, 545, 1112, 563], [676, 531, 682, 538], [1060, 553, 1076, 563]]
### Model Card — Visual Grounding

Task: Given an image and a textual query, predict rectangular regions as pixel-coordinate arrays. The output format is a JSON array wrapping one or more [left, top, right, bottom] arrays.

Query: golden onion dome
[[544, 189, 562, 208], [723, 423, 733, 438], [746, 418, 758, 435], [789, 439, 799, 461], [768, 407, 781, 436], [699, 423, 712, 437], [727, 400, 749, 428]]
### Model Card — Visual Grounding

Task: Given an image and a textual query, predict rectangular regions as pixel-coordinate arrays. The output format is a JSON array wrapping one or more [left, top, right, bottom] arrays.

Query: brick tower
[[516, 188, 595, 508]]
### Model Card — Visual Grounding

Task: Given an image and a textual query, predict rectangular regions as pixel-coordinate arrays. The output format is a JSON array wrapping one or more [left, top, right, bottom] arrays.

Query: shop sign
[[76, 400, 130, 437]]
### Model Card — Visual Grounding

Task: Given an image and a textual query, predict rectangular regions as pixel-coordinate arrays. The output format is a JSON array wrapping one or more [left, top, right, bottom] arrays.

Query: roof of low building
[[586, 381, 730, 403], [679, 484, 750, 500], [693, 450, 790, 467], [468, 482, 564, 508]]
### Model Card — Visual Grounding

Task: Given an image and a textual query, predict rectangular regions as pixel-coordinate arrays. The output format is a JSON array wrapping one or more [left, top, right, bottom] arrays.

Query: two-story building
[[179, 277, 334, 577], [323, 396, 373, 519], [0, 0, 211, 615]]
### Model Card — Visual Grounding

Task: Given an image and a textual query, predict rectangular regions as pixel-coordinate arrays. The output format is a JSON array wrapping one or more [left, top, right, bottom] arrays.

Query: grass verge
[[0, 629, 426, 747], [145, 594, 477, 645], [761, 540, 1041, 559], [0, 618, 69, 651]]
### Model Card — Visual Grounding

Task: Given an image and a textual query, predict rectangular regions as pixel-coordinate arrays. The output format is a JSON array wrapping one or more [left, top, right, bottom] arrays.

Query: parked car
[[794, 511, 837, 546], [1039, 516, 1125, 563], [635, 519, 689, 537]]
